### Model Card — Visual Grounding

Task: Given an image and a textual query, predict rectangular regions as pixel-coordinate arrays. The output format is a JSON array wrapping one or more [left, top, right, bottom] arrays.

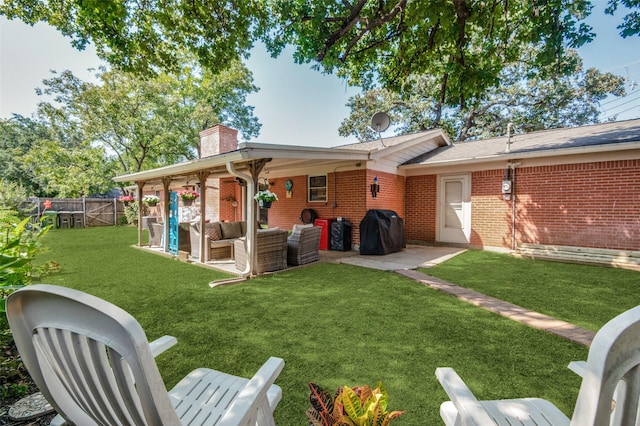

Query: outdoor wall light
[[370, 176, 380, 199]]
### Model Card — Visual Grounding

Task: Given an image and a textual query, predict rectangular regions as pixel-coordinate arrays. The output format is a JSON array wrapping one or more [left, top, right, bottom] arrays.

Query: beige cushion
[[292, 224, 313, 234], [220, 221, 242, 239], [258, 227, 280, 234]]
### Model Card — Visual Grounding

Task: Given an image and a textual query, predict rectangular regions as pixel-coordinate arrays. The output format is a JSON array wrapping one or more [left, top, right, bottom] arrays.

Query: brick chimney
[[198, 124, 239, 222], [199, 124, 239, 158]]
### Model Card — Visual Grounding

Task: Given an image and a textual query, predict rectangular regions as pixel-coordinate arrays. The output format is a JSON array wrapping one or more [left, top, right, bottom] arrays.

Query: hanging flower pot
[[255, 190, 278, 209], [143, 195, 159, 207], [118, 195, 135, 205], [179, 190, 199, 206]]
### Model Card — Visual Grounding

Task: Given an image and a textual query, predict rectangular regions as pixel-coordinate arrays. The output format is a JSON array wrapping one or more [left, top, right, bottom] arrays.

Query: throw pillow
[[220, 221, 242, 239], [206, 226, 221, 241]]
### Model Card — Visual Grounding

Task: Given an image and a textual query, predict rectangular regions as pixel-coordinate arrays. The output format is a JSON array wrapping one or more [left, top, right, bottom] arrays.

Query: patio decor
[[118, 195, 135, 205], [287, 224, 322, 266], [254, 190, 278, 208], [179, 190, 199, 206], [190, 221, 247, 261], [435, 304, 640, 425], [142, 195, 159, 206], [235, 228, 288, 273], [6, 284, 285, 426]]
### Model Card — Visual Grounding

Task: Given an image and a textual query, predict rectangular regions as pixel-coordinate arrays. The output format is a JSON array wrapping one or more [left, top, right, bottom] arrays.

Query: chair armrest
[[568, 360, 587, 377], [219, 357, 285, 425], [435, 367, 495, 425], [149, 335, 178, 357]]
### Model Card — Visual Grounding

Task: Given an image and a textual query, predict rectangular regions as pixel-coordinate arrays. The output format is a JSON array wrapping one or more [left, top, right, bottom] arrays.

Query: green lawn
[[424, 250, 640, 332], [25, 227, 599, 425]]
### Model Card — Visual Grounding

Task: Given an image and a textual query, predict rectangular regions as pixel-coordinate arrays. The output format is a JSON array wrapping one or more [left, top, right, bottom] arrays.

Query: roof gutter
[[400, 140, 640, 170]]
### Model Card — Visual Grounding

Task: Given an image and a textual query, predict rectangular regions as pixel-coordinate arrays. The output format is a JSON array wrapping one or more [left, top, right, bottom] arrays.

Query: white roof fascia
[[399, 140, 640, 171], [369, 130, 451, 161], [113, 150, 246, 182], [113, 143, 370, 183], [239, 142, 370, 161]]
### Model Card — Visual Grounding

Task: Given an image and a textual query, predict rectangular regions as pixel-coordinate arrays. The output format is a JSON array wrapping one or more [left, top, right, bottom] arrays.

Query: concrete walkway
[[397, 270, 595, 347], [331, 245, 595, 347]]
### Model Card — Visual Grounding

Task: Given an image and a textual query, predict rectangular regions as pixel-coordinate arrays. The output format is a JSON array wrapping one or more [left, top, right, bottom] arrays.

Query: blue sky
[[1, 3, 639, 148]]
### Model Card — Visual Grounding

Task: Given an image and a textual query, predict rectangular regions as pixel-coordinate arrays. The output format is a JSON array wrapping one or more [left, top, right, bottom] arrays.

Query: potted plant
[[254, 190, 278, 208], [143, 195, 160, 206], [179, 190, 199, 206], [307, 381, 404, 426], [118, 195, 135, 205]]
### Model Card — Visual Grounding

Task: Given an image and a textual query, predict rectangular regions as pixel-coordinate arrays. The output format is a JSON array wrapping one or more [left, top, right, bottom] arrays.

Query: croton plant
[[307, 381, 404, 426]]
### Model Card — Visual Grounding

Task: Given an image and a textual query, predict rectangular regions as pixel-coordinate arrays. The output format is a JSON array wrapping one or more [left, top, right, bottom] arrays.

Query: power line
[[603, 91, 640, 113]]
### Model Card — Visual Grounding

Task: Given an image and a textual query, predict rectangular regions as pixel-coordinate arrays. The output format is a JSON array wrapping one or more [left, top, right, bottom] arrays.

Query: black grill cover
[[359, 210, 406, 255]]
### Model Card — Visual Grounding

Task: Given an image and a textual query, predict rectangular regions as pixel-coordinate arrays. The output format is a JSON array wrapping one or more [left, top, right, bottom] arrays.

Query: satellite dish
[[371, 111, 390, 133]]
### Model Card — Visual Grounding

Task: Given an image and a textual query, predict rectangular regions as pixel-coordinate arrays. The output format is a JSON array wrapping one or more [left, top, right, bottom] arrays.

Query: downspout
[[136, 182, 145, 247], [226, 162, 255, 277]]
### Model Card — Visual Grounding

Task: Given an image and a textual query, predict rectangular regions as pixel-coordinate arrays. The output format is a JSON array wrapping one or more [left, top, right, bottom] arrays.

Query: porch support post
[[197, 171, 210, 263], [136, 181, 145, 247], [227, 159, 268, 276], [162, 177, 172, 253]]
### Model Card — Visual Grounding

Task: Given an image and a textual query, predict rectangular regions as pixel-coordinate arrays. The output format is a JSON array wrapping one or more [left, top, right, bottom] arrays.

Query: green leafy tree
[[339, 52, 626, 142], [606, 0, 640, 37], [33, 60, 259, 179], [0, 0, 268, 77], [0, 115, 50, 196], [1, 1, 637, 98]]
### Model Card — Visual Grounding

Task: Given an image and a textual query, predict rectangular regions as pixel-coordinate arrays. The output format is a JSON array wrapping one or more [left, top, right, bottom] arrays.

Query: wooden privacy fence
[[25, 198, 126, 227]]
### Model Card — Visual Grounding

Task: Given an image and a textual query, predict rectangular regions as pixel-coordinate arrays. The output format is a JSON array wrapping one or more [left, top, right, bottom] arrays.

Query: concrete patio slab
[[336, 245, 467, 270]]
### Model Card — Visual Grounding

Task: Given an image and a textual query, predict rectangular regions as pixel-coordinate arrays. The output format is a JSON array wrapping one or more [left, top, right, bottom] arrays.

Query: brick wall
[[365, 170, 405, 216], [405, 175, 437, 243], [512, 160, 640, 251], [470, 170, 510, 248], [405, 159, 640, 251], [263, 169, 406, 246], [219, 177, 243, 222]]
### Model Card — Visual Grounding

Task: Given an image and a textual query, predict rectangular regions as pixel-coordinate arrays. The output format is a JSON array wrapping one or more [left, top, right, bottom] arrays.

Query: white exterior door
[[438, 174, 471, 244]]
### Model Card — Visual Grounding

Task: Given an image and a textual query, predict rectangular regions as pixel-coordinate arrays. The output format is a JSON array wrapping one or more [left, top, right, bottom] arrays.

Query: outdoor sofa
[[190, 221, 246, 261]]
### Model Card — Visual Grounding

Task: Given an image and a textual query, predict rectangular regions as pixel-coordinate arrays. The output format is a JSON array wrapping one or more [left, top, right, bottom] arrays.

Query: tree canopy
[[2, 1, 638, 108], [339, 51, 626, 142], [0, 59, 260, 197]]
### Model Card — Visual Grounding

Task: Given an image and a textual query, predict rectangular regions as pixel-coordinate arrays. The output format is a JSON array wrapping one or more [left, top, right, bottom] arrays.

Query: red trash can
[[314, 218, 336, 250]]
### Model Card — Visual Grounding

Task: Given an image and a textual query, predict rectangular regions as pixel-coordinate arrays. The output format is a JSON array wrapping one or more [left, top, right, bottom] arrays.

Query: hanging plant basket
[[182, 198, 193, 206], [259, 200, 272, 209]]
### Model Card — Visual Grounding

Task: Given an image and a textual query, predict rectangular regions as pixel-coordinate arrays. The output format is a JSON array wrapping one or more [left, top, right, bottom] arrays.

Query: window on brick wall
[[308, 175, 327, 202]]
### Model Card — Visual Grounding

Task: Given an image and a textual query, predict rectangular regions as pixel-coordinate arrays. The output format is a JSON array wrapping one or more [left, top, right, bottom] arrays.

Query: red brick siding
[[365, 170, 405, 216], [263, 169, 406, 246], [219, 178, 243, 222], [405, 175, 437, 242], [513, 160, 640, 250], [470, 170, 511, 248]]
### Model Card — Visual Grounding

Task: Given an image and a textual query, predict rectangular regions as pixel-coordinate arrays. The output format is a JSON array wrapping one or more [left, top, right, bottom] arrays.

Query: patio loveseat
[[190, 221, 246, 261]]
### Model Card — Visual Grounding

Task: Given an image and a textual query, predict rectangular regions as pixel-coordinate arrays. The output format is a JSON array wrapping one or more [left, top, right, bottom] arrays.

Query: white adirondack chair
[[435, 305, 640, 426], [6, 284, 284, 426]]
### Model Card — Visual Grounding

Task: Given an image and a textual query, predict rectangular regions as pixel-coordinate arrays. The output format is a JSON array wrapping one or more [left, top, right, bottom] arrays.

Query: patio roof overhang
[[113, 142, 372, 278], [113, 142, 371, 185]]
